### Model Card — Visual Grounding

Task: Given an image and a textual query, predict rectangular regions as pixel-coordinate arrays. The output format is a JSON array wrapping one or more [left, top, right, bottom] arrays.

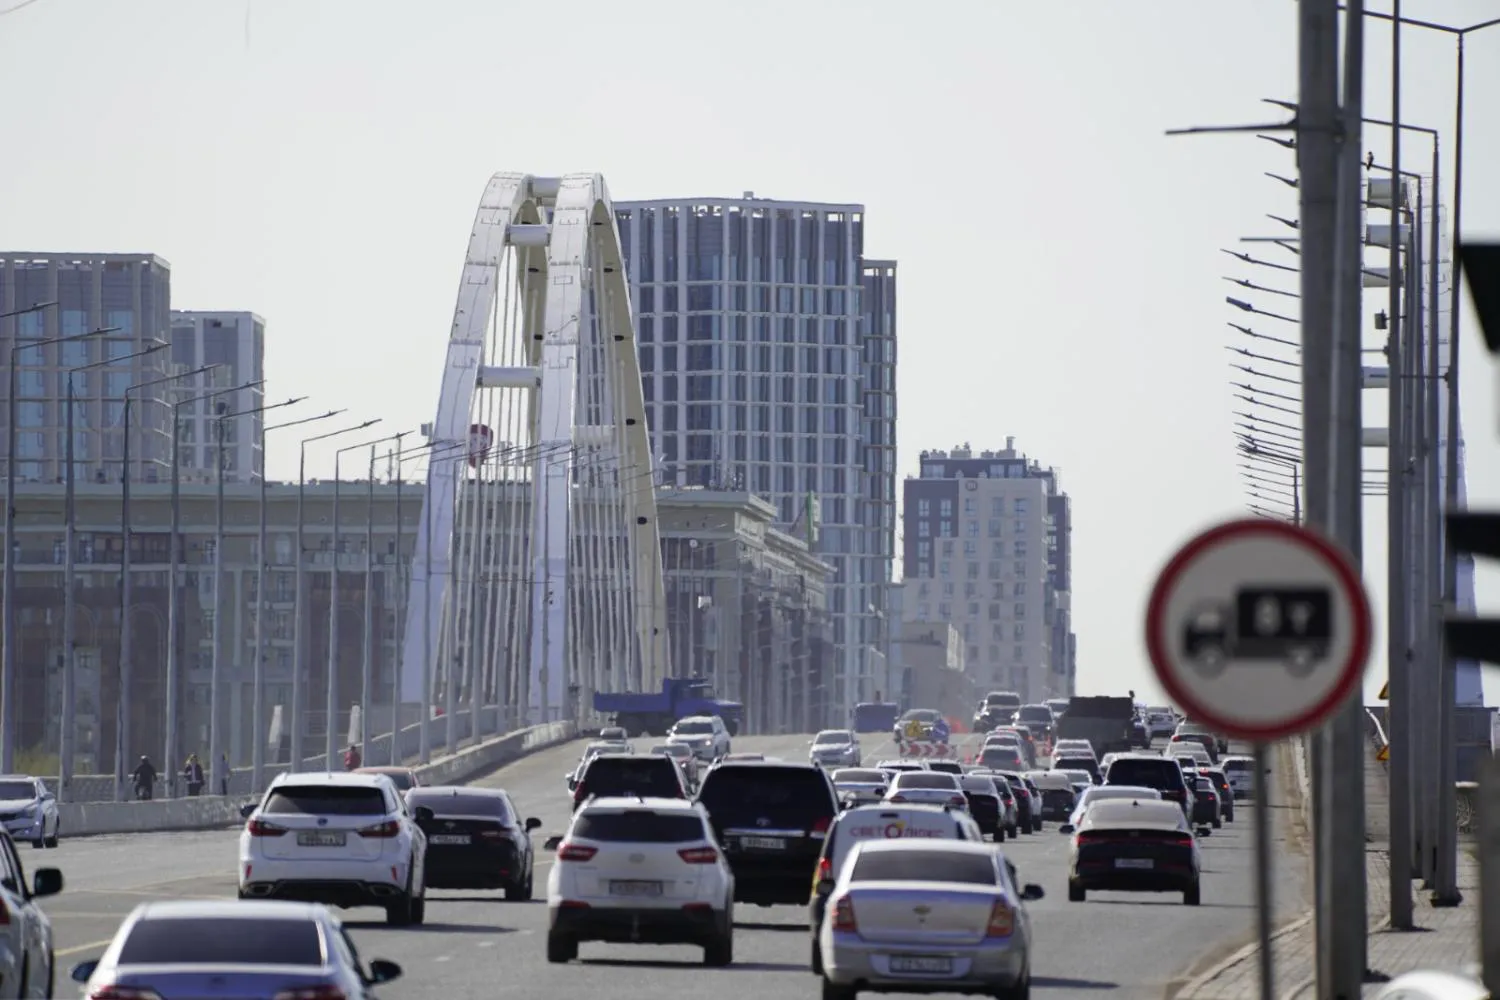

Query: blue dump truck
[[851, 701, 901, 734], [593, 677, 743, 737], [1055, 695, 1139, 755]]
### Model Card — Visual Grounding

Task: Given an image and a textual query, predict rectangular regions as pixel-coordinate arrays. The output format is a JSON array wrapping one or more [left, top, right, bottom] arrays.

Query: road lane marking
[[57, 937, 116, 957]]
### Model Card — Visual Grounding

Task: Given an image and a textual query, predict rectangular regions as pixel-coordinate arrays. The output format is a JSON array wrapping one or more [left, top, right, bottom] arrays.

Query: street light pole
[[209, 396, 303, 796], [390, 438, 404, 765], [359, 432, 408, 763], [293, 420, 378, 772], [117, 363, 217, 800], [252, 409, 342, 793], [59, 344, 170, 799], [165, 379, 260, 795]]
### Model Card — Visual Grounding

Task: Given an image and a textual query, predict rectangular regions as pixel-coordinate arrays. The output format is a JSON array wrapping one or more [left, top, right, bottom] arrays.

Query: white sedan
[[883, 771, 967, 808], [1062, 785, 1162, 832]]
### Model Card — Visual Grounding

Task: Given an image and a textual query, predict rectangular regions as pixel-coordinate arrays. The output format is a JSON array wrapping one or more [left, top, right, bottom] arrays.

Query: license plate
[[609, 880, 664, 897], [889, 955, 952, 974], [739, 836, 786, 850], [430, 834, 470, 845], [1115, 857, 1154, 870], [297, 831, 346, 847]]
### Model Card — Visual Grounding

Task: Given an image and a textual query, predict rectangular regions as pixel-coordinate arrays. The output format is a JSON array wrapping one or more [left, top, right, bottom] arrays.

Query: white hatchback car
[[546, 796, 734, 966], [238, 772, 428, 926]]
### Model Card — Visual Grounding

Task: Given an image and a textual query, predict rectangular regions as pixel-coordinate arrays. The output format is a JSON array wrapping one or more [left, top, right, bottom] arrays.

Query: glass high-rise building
[[613, 195, 897, 714], [169, 311, 267, 483]]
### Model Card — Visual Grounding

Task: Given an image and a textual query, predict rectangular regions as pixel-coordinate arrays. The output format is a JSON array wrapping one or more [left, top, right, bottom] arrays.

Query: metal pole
[[3, 344, 19, 775], [208, 416, 226, 793], [292, 449, 308, 771], [1254, 740, 1276, 1000], [392, 441, 403, 765], [1296, 1, 1343, 996], [165, 400, 182, 793], [1480, 757, 1500, 993], [116, 394, 134, 801], [1325, 0, 1369, 985], [327, 455, 342, 768], [60, 378, 76, 801], [251, 425, 269, 792], [421, 468, 433, 764], [1385, 8, 1414, 927], [1420, 137, 1443, 884], [1432, 34, 1465, 908], [361, 446, 374, 758], [444, 458, 458, 750]]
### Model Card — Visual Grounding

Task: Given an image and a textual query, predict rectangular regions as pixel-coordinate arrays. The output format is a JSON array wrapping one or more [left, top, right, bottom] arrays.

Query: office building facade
[[900, 440, 1075, 702], [0, 253, 175, 485], [170, 311, 267, 482], [612, 195, 897, 713]]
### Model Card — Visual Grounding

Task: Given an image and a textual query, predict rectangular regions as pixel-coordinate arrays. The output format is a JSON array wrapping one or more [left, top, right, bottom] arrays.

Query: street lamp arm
[[128, 363, 219, 394], [0, 300, 57, 319], [223, 395, 306, 420], [69, 343, 166, 374], [303, 419, 381, 448], [266, 408, 345, 433], [182, 379, 264, 410]]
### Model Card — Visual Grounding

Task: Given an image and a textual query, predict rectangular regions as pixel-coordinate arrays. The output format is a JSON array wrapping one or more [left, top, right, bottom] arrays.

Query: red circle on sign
[[1143, 518, 1371, 742]]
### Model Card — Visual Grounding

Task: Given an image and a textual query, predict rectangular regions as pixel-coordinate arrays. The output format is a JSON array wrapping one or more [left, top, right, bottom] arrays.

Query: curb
[[1174, 912, 1313, 997]]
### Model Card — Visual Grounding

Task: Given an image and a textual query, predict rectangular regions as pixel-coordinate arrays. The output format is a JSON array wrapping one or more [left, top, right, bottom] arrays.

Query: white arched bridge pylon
[[398, 172, 670, 728]]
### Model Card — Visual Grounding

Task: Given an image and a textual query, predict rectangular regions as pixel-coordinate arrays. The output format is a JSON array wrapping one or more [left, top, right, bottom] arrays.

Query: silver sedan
[[816, 839, 1044, 999]]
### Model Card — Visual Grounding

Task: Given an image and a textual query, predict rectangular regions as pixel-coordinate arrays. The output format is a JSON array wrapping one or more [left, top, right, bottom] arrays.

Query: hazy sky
[[2, 0, 1498, 706]]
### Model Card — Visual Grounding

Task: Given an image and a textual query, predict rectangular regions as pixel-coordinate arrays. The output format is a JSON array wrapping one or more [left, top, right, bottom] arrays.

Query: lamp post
[[116, 364, 218, 800], [208, 395, 304, 796], [58, 343, 168, 799], [251, 408, 343, 793], [293, 420, 379, 772], [164, 379, 262, 796], [3, 302, 106, 772], [355, 432, 408, 761]]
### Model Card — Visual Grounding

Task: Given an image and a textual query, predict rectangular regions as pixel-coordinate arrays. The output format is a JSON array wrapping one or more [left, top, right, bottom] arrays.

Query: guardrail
[[51, 720, 580, 839], [1362, 705, 1476, 836]]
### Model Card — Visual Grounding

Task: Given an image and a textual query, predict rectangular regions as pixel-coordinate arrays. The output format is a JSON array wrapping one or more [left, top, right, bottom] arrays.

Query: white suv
[[546, 796, 734, 966], [238, 772, 428, 926], [666, 716, 732, 761]]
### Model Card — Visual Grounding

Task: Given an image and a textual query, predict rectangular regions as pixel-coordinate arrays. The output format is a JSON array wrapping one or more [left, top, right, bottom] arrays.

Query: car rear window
[[118, 917, 324, 966], [581, 757, 683, 797], [895, 773, 958, 790], [357, 770, 414, 791], [406, 791, 511, 820], [960, 776, 998, 794], [697, 765, 835, 826], [851, 849, 996, 885], [1106, 759, 1184, 790], [1223, 759, 1250, 773], [834, 769, 886, 784], [979, 747, 1023, 767], [264, 786, 386, 816], [572, 809, 705, 842]]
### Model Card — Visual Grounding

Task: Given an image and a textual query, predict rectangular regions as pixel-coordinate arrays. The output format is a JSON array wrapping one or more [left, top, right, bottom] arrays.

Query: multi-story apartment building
[[169, 311, 267, 482], [612, 194, 897, 713], [0, 253, 176, 484], [900, 440, 1075, 702]]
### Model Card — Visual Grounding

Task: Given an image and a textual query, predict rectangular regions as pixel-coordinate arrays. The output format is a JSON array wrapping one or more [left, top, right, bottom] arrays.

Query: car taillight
[[246, 818, 286, 837], [1162, 832, 1194, 847], [811, 816, 831, 835], [272, 987, 348, 1000], [889, 794, 908, 803], [831, 895, 857, 932], [678, 846, 719, 864], [949, 795, 966, 807], [557, 842, 598, 862], [817, 856, 832, 882], [357, 820, 401, 838], [1074, 832, 1100, 846], [572, 782, 587, 801], [90, 988, 164, 1000], [986, 900, 1014, 937]]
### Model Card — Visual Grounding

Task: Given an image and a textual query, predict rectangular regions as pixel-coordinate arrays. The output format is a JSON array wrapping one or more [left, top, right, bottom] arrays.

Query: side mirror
[[543, 834, 564, 851], [412, 806, 434, 824], [815, 879, 835, 897], [32, 867, 62, 898], [525, 817, 542, 832], [367, 959, 403, 985], [238, 802, 257, 819], [1020, 883, 1045, 902], [1058, 824, 1075, 835], [71, 961, 98, 984]]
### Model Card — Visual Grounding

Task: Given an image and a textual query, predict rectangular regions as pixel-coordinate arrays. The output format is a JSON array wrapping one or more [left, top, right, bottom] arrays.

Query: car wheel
[[1032, 819, 1043, 833], [386, 875, 416, 926], [1067, 882, 1085, 902], [1212, 817, 1222, 829], [998, 971, 1031, 1000], [45, 952, 54, 1000], [547, 930, 578, 963], [411, 892, 426, 926], [994, 827, 1005, 843], [31, 834, 43, 848], [1184, 882, 1202, 906], [821, 979, 857, 1000], [703, 916, 733, 966], [505, 871, 532, 901], [44, 821, 58, 848], [811, 938, 823, 974], [1007, 824, 1018, 838]]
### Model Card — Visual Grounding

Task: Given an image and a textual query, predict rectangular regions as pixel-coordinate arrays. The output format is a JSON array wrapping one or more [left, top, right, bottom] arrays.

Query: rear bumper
[[241, 878, 407, 907], [424, 847, 520, 889], [1071, 869, 1196, 893], [821, 931, 1026, 991], [725, 853, 820, 905], [551, 903, 725, 945]]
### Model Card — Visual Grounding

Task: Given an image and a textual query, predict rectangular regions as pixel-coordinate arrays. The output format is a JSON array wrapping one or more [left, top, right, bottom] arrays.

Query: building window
[[988, 519, 1002, 536], [940, 519, 953, 536], [1014, 540, 1028, 557], [1013, 624, 1025, 642], [967, 562, 980, 580], [963, 497, 976, 515], [1013, 498, 1030, 515], [917, 499, 930, 517], [1014, 518, 1028, 535], [940, 500, 953, 517], [1013, 581, 1026, 596], [1014, 602, 1026, 619], [917, 521, 930, 538], [938, 602, 951, 618], [941, 540, 954, 557], [965, 520, 979, 537], [962, 540, 976, 556]]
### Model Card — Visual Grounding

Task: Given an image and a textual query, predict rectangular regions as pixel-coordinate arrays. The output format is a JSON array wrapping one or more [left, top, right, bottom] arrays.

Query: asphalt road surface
[[35, 731, 1311, 999]]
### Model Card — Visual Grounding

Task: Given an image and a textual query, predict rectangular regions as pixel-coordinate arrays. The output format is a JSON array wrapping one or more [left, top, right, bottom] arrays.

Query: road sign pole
[[1253, 739, 1276, 1000]]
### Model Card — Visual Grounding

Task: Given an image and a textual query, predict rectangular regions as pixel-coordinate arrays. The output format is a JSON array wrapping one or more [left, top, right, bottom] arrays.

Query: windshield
[[833, 769, 886, 784], [851, 849, 996, 885], [1107, 758, 1183, 789], [264, 786, 386, 816], [900, 709, 940, 723], [406, 791, 512, 820], [673, 721, 714, 735], [1017, 706, 1052, 722], [119, 917, 324, 966], [357, 769, 413, 791], [0, 781, 35, 800], [815, 731, 852, 744], [651, 744, 689, 757]]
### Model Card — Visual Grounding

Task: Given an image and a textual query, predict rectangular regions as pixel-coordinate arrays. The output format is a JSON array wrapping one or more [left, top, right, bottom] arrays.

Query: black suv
[[1103, 754, 1190, 816], [571, 754, 687, 812], [695, 760, 839, 906]]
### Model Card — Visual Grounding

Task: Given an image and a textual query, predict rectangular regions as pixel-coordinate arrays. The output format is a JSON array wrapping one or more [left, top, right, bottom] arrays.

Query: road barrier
[[54, 721, 578, 839], [899, 741, 953, 758]]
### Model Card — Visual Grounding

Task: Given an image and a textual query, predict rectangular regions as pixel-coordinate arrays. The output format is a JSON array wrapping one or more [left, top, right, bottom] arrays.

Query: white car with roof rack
[[546, 795, 734, 966], [237, 771, 428, 926], [666, 716, 732, 761]]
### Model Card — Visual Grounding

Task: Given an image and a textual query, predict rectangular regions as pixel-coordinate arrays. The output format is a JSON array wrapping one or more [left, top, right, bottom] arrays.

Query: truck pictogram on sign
[[1181, 586, 1333, 679]]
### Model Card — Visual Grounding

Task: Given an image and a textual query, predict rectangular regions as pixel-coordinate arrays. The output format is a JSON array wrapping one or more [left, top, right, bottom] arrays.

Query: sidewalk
[[1177, 738, 1481, 999]]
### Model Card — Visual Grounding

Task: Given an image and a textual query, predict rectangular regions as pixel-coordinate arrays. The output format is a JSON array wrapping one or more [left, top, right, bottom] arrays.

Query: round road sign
[[1143, 518, 1372, 741]]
